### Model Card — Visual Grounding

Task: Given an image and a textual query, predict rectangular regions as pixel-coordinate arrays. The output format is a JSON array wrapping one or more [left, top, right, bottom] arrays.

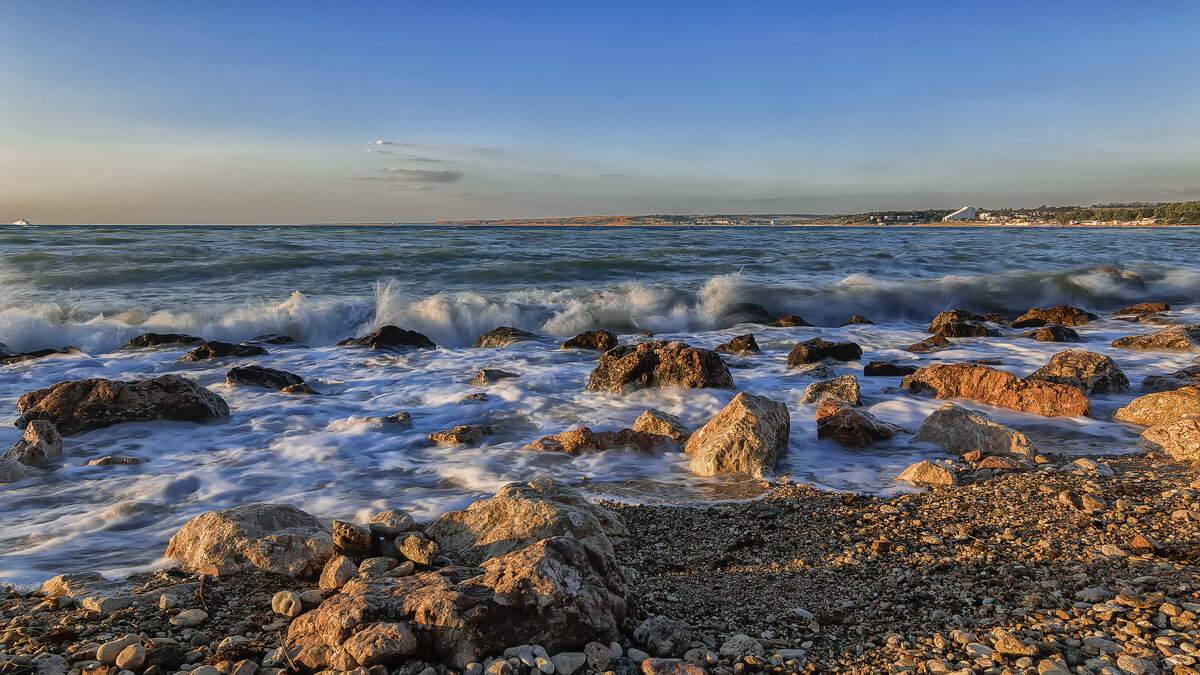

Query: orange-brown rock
[[586, 341, 734, 395], [1010, 305, 1097, 328], [928, 309, 987, 334], [562, 329, 618, 351], [769, 315, 813, 327], [714, 334, 761, 355], [520, 427, 674, 455], [15, 375, 230, 436], [1114, 302, 1169, 315], [901, 363, 1090, 418], [814, 400, 907, 447], [1112, 325, 1200, 352], [1114, 386, 1200, 426]]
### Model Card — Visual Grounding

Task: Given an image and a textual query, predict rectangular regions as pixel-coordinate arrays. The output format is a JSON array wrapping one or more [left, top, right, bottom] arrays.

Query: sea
[[0, 224, 1197, 585]]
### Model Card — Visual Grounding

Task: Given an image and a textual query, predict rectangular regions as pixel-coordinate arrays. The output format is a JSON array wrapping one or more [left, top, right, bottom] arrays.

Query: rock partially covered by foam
[[1026, 350, 1129, 395], [475, 326, 537, 348], [165, 503, 332, 576], [562, 329, 618, 351], [1112, 325, 1200, 352], [815, 400, 906, 447], [15, 375, 230, 436], [227, 365, 317, 394], [3, 419, 62, 466], [179, 341, 268, 362], [118, 333, 205, 350], [686, 392, 790, 477], [586, 340, 734, 395], [520, 427, 675, 455], [901, 363, 1090, 418], [338, 326, 437, 351]]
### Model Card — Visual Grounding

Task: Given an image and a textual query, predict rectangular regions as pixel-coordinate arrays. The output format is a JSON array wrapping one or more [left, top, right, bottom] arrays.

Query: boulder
[[901, 363, 1090, 417], [118, 333, 204, 350], [0, 457, 35, 483], [786, 338, 863, 366], [928, 310, 987, 334], [165, 503, 333, 576], [898, 460, 958, 487], [586, 341, 734, 395], [179, 341, 268, 362], [632, 409, 691, 444], [1010, 306, 1097, 328], [1114, 302, 1169, 315], [1142, 365, 1200, 392], [686, 393, 790, 477], [15, 375, 230, 436], [469, 369, 519, 386], [475, 327, 537, 348], [285, 536, 630, 669], [367, 510, 416, 538], [520, 427, 674, 455], [1018, 324, 1084, 343], [1112, 325, 1200, 352], [1113, 386, 1200, 426], [337, 326, 437, 351], [913, 402, 1039, 460], [815, 400, 906, 447], [226, 365, 317, 394], [1025, 350, 1129, 395], [428, 425, 491, 447], [801, 374, 862, 406], [1138, 418, 1200, 461], [714, 334, 761, 355], [424, 479, 628, 565], [863, 362, 918, 377], [3, 419, 62, 466], [903, 335, 951, 353], [843, 315, 874, 325], [935, 322, 1000, 338], [769, 315, 813, 327], [562, 330, 618, 351]]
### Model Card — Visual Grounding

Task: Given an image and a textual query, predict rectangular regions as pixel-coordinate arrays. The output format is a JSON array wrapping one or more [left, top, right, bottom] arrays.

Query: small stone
[[229, 660, 257, 675], [159, 593, 177, 609], [270, 591, 302, 617], [367, 510, 416, 538], [398, 533, 439, 565], [170, 609, 208, 627], [358, 556, 398, 577], [319, 555, 357, 589], [719, 634, 764, 660], [584, 642, 616, 671], [551, 652, 587, 675], [115, 646, 146, 673], [98, 635, 141, 665], [332, 520, 374, 557], [626, 649, 650, 665], [641, 659, 706, 675]]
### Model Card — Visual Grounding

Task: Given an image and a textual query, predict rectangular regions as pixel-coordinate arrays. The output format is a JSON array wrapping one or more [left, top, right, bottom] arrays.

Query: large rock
[[337, 326, 437, 351], [935, 322, 1000, 338], [632, 409, 692, 443], [928, 309, 987, 334], [1018, 324, 1084, 343], [586, 341, 734, 395], [863, 362, 918, 377], [1142, 365, 1200, 392], [715, 334, 761, 355], [1114, 302, 1169, 315], [901, 363, 1090, 418], [118, 333, 205, 350], [562, 330, 618, 351], [0, 457, 35, 483], [424, 479, 628, 566], [815, 400, 905, 447], [226, 365, 317, 394], [165, 503, 333, 576], [179, 341, 268, 362], [520, 427, 674, 455], [15, 375, 230, 436], [913, 402, 1038, 460], [1025, 350, 1129, 395], [686, 393, 790, 477], [898, 461, 958, 487], [1112, 325, 1200, 352], [786, 338, 863, 366], [801, 374, 862, 406], [1138, 418, 1200, 461], [1011, 306, 1097, 328], [285, 536, 630, 669], [3, 419, 62, 466], [1113, 386, 1200, 427], [475, 326, 537, 348]]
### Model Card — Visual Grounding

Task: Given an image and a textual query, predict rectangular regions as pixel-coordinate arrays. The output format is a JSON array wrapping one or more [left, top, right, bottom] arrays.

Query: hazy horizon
[[3, 1, 1199, 224]]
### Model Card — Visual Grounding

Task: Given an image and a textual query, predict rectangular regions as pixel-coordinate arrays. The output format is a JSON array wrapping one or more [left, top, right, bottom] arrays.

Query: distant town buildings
[[942, 206, 977, 222]]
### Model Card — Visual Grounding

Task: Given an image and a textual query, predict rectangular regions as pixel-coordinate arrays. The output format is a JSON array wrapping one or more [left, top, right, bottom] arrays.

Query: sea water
[[0, 225, 1196, 585]]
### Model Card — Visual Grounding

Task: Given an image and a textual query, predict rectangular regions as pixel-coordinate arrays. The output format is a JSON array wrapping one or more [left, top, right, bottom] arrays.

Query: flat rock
[[180, 341, 268, 362], [769, 315, 813, 327], [1026, 349, 1129, 395], [475, 326, 537, 348], [428, 425, 491, 447], [1114, 386, 1200, 426], [901, 363, 1090, 417], [1114, 302, 1169, 315], [1142, 364, 1200, 392], [863, 361, 918, 377], [586, 340, 734, 395], [686, 392, 790, 477], [337, 326, 437, 351], [521, 426, 674, 455], [469, 369, 519, 386], [904, 335, 951, 353], [165, 503, 333, 576], [1112, 324, 1200, 351]]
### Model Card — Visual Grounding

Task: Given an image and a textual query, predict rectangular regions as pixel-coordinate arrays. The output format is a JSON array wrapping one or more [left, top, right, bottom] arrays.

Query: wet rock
[[338, 325, 437, 351], [801, 374, 862, 406], [1112, 324, 1200, 351], [562, 329, 618, 351], [632, 409, 691, 444], [118, 333, 204, 350], [250, 333, 297, 344], [0, 346, 81, 365], [844, 315, 874, 325], [1026, 349, 1129, 395], [15, 374, 230, 435], [1142, 364, 1200, 392], [521, 426, 674, 455], [226, 365, 317, 393], [903, 335, 951, 353], [898, 460, 958, 487], [790, 363, 833, 378], [715, 334, 761, 355], [428, 425, 492, 447], [425, 478, 628, 565], [365, 412, 413, 431], [286, 537, 630, 669], [863, 361, 918, 377], [3, 419, 62, 466], [179, 341, 268, 362], [1138, 417, 1200, 460], [1018, 324, 1084, 342], [586, 340, 734, 395], [368, 510, 416, 538], [1011, 305, 1097, 328], [929, 310, 994, 333], [914, 402, 1039, 460], [902, 363, 1091, 417], [686, 392, 790, 477], [87, 455, 142, 465], [769, 315, 813, 327], [1114, 386, 1200, 426], [460, 393, 488, 404], [475, 326, 538, 348], [1114, 302, 1169, 315], [469, 369, 519, 386], [786, 337, 863, 365], [0, 457, 35, 482], [816, 399, 906, 447], [634, 616, 693, 658], [165, 503, 333, 576], [935, 322, 1000, 338]]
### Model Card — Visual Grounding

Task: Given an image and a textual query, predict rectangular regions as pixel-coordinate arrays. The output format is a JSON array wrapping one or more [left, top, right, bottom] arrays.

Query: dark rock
[[0, 346, 82, 365], [1114, 302, 1169, 315], [935, 322, 1000, 338], [475, 327, 537, 348], [145, 645, 186, 671], [1010, 305, 1097, 328], [562, 329, 618, 351], [118, 333, 205, 350], [984, 313, 1010, 325], [786, 338, 863, 366], [586, 341, 734, 395], [250, 333, 298, 345], [1026, 350, 1129, 395], [903, 335, 951, 353], [902, 363, 1090, 417], [722, 303, 771, 323], [180, 341, 268, 362], [863, 361, 919, 377], [634, 616, 693, 658], [1142, 365, 1200, 392], [815, 399, 907, 447], [714, 334, 761, 355], [16, 375, 230, 436], [769, 315, 813, 327], [226, 365, 316, 393], [1018, 324, 1084, 342], [928, 309, 987, 333], [843, 315, 874, 325], [469, 369, 519, 386], [338, 326, 437, 351]]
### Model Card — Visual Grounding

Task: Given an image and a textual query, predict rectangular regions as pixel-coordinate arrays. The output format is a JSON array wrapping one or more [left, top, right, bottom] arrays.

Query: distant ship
[[12, 218, 31, 226]]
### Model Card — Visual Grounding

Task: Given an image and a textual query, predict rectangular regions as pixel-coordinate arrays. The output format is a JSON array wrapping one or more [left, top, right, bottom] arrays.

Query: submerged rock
[[815, 399, 906, 447], [562, 329, 618, 351], [475, 326, 537, 348], [118, 333, 204, 350], [1142, 364, 1200, 392], [165, 503, 333, 576], [227, 365, 317, 393], [521, 426, 674, 455], [686, 392, 790, 477], [428, 425, 492, 447], [586, 341, 734, 395], [1026, 350, 1129, 395], [15, 375, 230, 436], [365, 412, 413, 431], [903, 335, 951, 353], [3, 419, 62, 466], [901, 363, 1090, 417], [715, 334, 761, 355], [935, 322, 1000, 338], [0, 346, 81, 365], [914, 402, 1038, 460], [801, 374, 862, 406], [338, 326, 437, 351], [180, 341, 268, 362], [786, 338, 863, 366], [1010, 305, 1097, 328], [1113, 386, 1200, 426], [1018, 324, 1084, 343], [1138, 418, 1200, 460], [469, 368, 519, 386], [863, 361, 919, 377], [790, 363, 834, 378], [843, 315, 874, 325], [632, 409, 692, 443], [1112, 325, 1200, 352], [0, 457, 35, 483]]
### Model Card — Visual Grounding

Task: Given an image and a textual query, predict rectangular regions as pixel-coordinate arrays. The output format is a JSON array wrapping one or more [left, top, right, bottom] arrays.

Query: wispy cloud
[[383, 168, 464, 183], [371, 140, 502, 155]]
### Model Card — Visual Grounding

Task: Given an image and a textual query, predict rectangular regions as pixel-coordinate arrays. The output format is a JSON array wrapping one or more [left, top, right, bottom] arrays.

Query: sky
[[2, 1, 1199, 224]]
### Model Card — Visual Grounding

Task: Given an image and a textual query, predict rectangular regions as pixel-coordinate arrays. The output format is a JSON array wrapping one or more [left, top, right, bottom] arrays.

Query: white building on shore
[[942, 206, 977, 222]]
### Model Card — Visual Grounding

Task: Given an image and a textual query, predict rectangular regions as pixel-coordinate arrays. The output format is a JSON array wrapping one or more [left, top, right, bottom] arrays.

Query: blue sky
[[2, 1, 1199, 223]]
